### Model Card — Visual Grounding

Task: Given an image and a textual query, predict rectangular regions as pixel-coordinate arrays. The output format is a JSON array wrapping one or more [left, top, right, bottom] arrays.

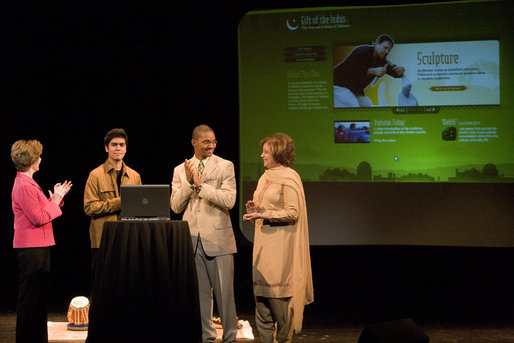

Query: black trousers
[[15, 247, 51, 343], [89, 248, 99, 299]]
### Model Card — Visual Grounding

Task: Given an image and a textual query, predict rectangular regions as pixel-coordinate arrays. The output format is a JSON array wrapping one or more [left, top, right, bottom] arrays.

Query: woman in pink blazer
[[10, 139, 72, 343]]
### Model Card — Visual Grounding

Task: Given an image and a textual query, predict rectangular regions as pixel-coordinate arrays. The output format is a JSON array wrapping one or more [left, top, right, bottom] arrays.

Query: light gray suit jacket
[[170, 154, 237, 256]]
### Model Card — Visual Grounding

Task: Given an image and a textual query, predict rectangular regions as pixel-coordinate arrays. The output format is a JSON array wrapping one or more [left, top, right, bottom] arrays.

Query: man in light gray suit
[[170, 124, 238, 343]]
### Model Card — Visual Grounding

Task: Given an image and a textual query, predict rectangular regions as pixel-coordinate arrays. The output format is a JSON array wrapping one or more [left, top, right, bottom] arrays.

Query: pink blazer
[[11, 172, 63, 248]]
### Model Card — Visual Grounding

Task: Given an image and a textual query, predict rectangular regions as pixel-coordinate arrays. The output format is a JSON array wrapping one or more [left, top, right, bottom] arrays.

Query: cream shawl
[[255, 167, 314, 333]]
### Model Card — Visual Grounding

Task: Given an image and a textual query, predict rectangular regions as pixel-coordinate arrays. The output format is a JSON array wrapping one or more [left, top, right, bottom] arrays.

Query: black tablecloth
[[86, 220, 201, 343]]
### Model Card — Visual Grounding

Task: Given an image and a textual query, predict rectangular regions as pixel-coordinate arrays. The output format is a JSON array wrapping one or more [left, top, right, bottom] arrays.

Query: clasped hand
[[242, 200, 261, 222], [49, 180, 73, 205], [184, 159, 201, 187]]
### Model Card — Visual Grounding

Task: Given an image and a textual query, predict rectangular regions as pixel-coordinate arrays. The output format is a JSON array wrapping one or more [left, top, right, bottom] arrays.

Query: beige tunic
[[253, 180, 297, 298], [251, 166, 314, 333]]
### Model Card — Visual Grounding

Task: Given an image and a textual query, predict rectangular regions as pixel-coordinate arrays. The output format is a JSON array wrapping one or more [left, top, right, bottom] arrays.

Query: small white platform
[[48, 322, 87, 343]]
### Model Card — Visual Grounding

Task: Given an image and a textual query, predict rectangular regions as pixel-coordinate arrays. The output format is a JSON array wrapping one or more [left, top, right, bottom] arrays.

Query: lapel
[[201, 155, 218, 181]]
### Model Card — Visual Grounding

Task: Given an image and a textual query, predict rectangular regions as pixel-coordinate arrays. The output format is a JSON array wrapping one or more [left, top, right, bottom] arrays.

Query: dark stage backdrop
[[1, 0, 513, 323], [1, 0, 244, 313]]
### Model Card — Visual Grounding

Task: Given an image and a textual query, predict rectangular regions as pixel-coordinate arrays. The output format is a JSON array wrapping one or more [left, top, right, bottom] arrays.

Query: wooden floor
[[1, 310, 513, 343]]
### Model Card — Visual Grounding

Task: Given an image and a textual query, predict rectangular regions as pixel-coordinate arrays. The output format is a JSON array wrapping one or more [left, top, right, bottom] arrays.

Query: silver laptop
[[120, 184, 170, 220]]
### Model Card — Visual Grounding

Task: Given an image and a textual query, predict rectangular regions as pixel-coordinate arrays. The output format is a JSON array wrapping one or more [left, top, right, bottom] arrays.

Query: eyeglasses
[[201, 140, 217, 145]]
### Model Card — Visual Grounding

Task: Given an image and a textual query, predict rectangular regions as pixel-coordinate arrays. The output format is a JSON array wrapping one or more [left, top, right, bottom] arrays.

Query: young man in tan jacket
[[83, 128, 141, 276]]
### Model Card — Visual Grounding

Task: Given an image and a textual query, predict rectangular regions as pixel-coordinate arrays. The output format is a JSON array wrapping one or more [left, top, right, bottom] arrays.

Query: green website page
[[238, 0, 513, 184]]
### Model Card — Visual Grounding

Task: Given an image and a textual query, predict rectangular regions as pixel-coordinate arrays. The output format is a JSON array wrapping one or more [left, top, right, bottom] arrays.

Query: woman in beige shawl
[[243, 132, 314, 343]]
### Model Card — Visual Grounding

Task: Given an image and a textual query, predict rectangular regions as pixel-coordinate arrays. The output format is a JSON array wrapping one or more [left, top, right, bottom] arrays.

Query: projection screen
[[238, 0, 514, 247]]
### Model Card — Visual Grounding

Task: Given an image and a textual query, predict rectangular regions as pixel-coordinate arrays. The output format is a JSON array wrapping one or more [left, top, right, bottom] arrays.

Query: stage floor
[[1, 310, 514, 343]]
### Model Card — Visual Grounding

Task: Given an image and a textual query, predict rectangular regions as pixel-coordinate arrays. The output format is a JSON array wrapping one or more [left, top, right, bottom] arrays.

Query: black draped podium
[[86, 220, 201, 343]]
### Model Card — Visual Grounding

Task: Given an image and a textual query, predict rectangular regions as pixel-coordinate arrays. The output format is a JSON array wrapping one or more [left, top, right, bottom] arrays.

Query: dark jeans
[[15, 247, 51, 343]]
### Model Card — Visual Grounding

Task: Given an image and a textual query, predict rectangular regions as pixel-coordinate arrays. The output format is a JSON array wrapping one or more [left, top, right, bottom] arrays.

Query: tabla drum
[[67, 296, 89, 331]]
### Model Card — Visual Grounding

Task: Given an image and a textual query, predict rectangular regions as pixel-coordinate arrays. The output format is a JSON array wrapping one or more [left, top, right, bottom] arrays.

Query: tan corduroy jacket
[[83, 159, 141, 248]]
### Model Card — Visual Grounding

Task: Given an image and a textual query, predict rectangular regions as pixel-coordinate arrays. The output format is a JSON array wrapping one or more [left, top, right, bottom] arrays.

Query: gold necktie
[[197, 161, 204, 177]]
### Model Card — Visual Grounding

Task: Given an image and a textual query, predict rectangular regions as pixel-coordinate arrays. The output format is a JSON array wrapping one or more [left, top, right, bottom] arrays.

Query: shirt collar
[[192, 155, 210, 169], [102, 159, 126, 175]]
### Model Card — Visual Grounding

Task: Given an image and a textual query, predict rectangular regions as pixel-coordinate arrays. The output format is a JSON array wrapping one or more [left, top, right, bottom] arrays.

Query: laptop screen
[[120, 184, 170, 220]]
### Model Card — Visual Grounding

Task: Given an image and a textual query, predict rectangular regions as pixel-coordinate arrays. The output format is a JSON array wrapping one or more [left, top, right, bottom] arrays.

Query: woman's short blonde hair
[[11, 139, 43, 172], [260, 132, 295, 167]]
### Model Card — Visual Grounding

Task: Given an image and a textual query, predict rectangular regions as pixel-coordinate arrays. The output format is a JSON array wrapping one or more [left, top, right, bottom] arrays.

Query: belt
[[262, 220, 295, 227]]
